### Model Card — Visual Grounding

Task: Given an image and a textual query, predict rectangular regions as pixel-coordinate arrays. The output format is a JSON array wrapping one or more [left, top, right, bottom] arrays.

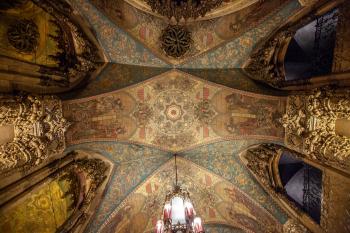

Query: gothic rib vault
[[1, 0, 350, 233]]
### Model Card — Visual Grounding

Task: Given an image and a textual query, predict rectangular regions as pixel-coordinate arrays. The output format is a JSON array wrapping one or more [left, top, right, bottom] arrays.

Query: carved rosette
[[281, 88, 350, 172], [0, 94, 70, 173]]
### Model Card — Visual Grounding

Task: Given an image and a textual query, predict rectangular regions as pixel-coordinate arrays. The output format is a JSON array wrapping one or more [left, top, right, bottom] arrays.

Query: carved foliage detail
[[0, 95, 70, 173], [245, 30, 293, 87], [281, 88, 350, 171], [283, 219, 309, 233]]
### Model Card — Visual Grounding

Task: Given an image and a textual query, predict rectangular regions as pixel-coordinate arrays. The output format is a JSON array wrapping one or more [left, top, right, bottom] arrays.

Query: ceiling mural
[[68, 0, 169, 67], [96, 154, 285, 233], [204, 224, 245, 233], [64, 140, 289, 233], [63, 70, 286, 151], [83, 0, 293, 65], [60, 63, 170, 99], [180, 0, 301, 68], [180, 140, 288, 224]]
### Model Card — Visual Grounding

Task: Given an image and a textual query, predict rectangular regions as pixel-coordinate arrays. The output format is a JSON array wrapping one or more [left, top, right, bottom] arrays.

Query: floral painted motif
[[63, 70, 286, 151]]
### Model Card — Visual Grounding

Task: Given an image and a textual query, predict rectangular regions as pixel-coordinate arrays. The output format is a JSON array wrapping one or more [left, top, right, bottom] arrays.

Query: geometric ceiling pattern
[[63, 70, 286, 152], [66, 140, 288, 233], [69, 0, 302, 67], [59, 0, 305, 232]]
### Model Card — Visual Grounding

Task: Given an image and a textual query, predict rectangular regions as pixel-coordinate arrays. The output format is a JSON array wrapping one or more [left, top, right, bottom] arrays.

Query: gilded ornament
[[7, 19, 39, 53], [160, 25, 192, 58], [145, 0, 224, 22], [281, 88, 350, 172], [0, 94, 70, 174]]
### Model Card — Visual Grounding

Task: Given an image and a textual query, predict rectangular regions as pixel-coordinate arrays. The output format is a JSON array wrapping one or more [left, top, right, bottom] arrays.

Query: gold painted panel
[[0, 179, 74, 233]]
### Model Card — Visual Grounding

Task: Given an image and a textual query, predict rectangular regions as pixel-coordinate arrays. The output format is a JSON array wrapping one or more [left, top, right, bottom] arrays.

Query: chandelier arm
[[175, 154, 178, 186]]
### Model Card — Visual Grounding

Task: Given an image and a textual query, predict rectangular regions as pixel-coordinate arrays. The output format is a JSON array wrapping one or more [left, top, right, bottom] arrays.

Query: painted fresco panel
[[181, 140, 288, 224], [64, 70, 286, 151], [97, 157, 284, 233], [65, 142, 171, 233], [70, 0, 169, 67], [180, 0, 301, 68]]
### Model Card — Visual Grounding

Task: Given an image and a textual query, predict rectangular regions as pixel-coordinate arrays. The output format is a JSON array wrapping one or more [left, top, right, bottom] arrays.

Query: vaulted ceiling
[[55, 1, 309, 232], [1, 0, 316, 232]]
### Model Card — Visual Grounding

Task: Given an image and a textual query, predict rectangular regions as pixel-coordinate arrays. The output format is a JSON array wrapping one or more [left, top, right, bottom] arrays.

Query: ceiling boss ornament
[[144, 0, 224, 22], [160, 25, 192, 58], [155, 155, 205, 233]]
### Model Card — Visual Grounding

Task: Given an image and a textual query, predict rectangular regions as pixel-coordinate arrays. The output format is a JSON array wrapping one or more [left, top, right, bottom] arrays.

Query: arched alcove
[[278, 151, 322, 224], [239, 144, 324, 233], [284, 8, 339, 81]]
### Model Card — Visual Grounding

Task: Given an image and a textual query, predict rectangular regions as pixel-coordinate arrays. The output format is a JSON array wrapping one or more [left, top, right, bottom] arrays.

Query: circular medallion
[[7, 19, 39, 53], [160, 25, 192, 58], [153, 90, 194, 135]]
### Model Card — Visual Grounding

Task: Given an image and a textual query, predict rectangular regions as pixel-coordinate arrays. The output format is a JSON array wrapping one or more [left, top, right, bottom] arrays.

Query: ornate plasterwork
[[0, 94, 70, 174], [0, 0, 104, 93], [7, 19, 39, 53], [281, 88, 350, 172], [245, 30, 293, 88], [283, 219, 309, 233], [144, 0, 223, 22]]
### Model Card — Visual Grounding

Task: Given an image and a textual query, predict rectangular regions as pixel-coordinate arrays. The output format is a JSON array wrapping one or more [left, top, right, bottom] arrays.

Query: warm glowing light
[[163, 203, 172, 220], [155, 220, 164, 233], [193, 217, 204, 233], [171, 196, 186, 225], [184, 200, 195, 218]]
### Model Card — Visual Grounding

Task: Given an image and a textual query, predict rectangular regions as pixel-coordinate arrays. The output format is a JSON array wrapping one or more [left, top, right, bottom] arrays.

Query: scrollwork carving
[[281, 88, 350, 172], [245, 30, 293, 88], [0, 94, 70, 174]]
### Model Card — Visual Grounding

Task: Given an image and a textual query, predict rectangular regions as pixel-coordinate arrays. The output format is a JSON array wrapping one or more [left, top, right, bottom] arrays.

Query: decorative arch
[[240, 143, 350, 233], [0, 94, 70, 177], [244, 0, 349, 90], [0, 0, 106, 94], [0, 149, 113, 233]]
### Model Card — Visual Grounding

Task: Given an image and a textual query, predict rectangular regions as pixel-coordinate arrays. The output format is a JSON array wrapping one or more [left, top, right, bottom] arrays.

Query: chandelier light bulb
[[184, 200, 195, 219], [163, 203, 172, 220], [155, 220, 164, 233], [193, 217, 204, 233], [155, 155, 204, 232]]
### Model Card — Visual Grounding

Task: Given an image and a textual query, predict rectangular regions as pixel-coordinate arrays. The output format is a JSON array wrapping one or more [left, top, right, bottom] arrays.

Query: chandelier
[[145, 0, 224, 22], [155, 155, 205, 233]]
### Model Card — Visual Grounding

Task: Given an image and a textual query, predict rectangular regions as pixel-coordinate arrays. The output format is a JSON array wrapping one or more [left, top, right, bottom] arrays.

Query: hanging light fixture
[[155, 154, 205, 233]]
